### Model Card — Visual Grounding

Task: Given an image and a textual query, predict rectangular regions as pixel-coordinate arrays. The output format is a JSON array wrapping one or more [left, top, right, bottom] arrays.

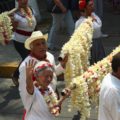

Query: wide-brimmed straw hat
[[25, 31, 46, 50]]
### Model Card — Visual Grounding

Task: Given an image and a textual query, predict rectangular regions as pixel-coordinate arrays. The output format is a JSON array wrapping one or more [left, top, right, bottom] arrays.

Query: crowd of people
[[11, 0, 37, 86], [3, 0, 120, 120], [19, 30, 70, 119]]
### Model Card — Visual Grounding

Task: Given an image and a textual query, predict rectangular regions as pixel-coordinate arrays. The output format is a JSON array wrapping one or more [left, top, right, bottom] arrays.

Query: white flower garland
[[60, 17, 93, 86], [0, 12, 13, 45], [20, 7, 33, 27], [60, 17, 93, 120], [43, 88, 60, 116], [33, 81, 60, 116], [68, 45, 120, 120]]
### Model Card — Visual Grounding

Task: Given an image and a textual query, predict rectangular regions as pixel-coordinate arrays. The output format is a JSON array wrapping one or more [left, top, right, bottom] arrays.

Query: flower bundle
[[68, 45, 120, 120], [33, 81, 60, 116], [20, 7, 33, 27], [60, 17, 93, 86], [44, 89, 60, 116], [86, 46, 120, 105], [0, 12, 13, 45], [69, 77, 90, 120]]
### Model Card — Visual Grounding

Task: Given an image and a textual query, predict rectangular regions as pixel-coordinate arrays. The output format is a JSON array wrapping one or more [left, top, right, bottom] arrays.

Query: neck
[[85, 10, 92, 17], [19, 6, 27, 9], [24, 7, 28, 11], [30, 52, 46, 61], [19, 6, 29, 13]]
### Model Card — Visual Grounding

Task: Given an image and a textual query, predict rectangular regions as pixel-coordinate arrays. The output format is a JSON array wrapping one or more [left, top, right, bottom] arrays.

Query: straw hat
[[25, 31, 46, 50]]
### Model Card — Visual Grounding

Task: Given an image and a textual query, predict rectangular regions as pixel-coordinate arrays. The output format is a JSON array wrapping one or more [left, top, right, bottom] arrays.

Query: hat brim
[[25, 36, 46, 50]]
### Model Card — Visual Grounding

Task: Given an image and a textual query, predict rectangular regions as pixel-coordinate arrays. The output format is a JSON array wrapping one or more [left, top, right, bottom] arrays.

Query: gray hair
[[34, 61, 54, 78]]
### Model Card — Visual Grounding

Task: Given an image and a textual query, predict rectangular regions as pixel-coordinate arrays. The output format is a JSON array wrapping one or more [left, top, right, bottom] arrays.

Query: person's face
[[37, 70, 53, 89], [18, 0, 28, 8], [30, 39, 47, 59], [86, 1, 94, 15]]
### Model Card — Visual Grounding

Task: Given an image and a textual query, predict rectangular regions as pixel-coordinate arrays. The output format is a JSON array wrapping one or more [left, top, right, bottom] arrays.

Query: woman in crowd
[[75, 0, 105, 64], [20, 60, 70, 120], [12, 0, 37, 86]]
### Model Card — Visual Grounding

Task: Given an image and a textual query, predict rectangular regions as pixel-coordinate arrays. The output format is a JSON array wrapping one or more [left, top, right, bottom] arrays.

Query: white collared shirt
[[75, 12, 102, 39], [98, 73, 120, 120]]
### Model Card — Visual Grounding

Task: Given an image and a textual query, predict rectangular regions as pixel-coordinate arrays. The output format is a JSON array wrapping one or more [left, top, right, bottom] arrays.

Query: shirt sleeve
[[48, 52, 64, 76], [92, 13, 102, 30], [19, 63, 35, 111], [104, 88, 120, 120], [55, 63, 64, 76], [75, 17, 85, 29]]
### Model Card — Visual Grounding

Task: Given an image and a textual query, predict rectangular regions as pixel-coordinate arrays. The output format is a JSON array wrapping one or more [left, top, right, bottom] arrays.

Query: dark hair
[[112, 52, 120, 72], [86, 0, 91, 3]]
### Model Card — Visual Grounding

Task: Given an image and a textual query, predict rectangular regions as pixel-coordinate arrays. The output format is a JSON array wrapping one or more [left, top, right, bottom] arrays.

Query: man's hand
[[91, 15, 97, 22], [60, 53, 69, 68], [26, 59, 37, 80], [54, 0, 67, 13], [58, 88, 71, 107], [26, 59, 37, 94], [62, 88, 71, 98]]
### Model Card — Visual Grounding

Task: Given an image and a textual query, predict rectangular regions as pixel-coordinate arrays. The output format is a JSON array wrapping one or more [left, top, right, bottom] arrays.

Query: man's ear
[[30, 43, 33, 50]]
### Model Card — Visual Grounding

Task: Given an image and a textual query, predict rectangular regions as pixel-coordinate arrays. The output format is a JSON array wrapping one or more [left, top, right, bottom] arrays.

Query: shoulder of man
[[46, 51, 54, 57]]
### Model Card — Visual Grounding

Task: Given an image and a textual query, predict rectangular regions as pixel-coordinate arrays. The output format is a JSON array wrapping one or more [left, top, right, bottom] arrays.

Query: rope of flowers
[[20, 7, 33, 27], [60, 17, 93, 86], [0, 8, 16, 45], [65, 45, 120, 120], [85, 45, 120, 105], [33, 81, 60, 116]]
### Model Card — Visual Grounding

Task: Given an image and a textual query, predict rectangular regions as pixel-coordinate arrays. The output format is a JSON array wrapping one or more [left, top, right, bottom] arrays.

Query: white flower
[[0, 12, 13, 45]]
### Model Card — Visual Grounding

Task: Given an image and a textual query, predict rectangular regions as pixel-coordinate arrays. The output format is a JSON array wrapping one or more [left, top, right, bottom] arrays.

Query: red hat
[[79, 0, 86, 10], [79, 0, 93, 10]]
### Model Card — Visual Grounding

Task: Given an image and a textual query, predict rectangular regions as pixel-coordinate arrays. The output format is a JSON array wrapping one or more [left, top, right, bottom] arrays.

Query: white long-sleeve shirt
[[98, 73, 120, 120], [75, 12, 102, 39]]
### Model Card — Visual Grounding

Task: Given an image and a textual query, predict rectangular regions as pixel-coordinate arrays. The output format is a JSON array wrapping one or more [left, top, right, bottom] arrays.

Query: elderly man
[[19, 31, 68, 98], [98, 52, 120, 120]]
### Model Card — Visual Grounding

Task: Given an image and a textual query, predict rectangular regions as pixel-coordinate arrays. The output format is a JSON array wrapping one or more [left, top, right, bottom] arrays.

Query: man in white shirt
[[98, 52, 120, 120], [19, 31, 68, 98]]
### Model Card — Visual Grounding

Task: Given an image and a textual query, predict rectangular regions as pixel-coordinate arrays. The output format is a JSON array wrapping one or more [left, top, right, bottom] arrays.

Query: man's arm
[[53, 0, 67, 13]]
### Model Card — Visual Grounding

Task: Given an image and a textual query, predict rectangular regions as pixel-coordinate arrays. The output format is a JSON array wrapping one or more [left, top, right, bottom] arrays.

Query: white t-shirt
[[13, 12, 37, 43], [75, 12, 102, 39], [98, 73, 120, 120]]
